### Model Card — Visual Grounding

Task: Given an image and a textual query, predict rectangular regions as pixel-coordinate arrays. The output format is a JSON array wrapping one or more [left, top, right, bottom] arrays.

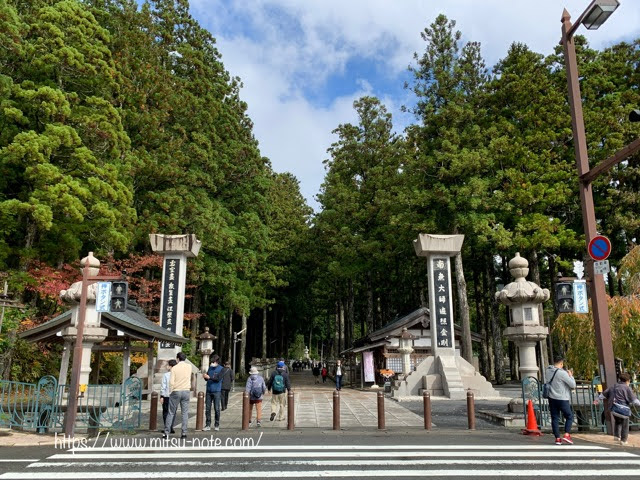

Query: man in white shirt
[[160, 359, 177, 433], [163, 352, 192, 439]]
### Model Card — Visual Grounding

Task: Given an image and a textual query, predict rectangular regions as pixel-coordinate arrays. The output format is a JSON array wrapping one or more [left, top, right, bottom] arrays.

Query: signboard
[[432, 257, 453, 350], [594, 260, 610, 275], [588, 235, 611, 261], [160, 258, 180, 348], [95, 282, 111, 313], [573, 280, 588, 314], [363, 351, 375, 383]]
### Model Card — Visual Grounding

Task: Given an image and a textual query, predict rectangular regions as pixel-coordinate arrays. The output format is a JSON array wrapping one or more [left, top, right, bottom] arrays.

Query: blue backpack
[[250, 379, 263, 400]]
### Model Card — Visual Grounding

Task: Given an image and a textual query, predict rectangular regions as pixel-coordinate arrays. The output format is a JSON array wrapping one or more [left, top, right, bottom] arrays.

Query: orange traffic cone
[[522, 399, 542, 436]]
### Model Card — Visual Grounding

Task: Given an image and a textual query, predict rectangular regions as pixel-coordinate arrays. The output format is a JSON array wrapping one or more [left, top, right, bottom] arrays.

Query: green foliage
[[287, 334, 306, 360]]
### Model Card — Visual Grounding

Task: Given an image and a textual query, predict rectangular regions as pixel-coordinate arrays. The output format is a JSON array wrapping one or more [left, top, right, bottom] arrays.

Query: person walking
[[246, 366, 267, 427], [544, 355, 576, 445], [220, 361, 233, 411], [203, 354, 223, 431], [602, 372, 640, 445], [312, 363, 321, 384], [277, 358, 289, 374], [334, 360, 344, 391], [160, 359, 177, 433], [267, 361, 291, 421], [163, 352, 192, 439], [321, 364, 328, 383]]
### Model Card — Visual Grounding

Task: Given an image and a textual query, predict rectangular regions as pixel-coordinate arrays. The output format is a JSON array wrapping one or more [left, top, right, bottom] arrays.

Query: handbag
[[542, 369, 559, 399], [612, 403, 632, 417]]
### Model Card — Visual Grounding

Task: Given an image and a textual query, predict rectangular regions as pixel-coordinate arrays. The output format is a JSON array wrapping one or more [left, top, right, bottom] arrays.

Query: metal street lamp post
[[232, 328, 246, 392], [558, 1, 640, 434]]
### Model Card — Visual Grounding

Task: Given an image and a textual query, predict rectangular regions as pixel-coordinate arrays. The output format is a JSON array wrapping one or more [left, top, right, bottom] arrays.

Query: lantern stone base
[[392, 354, 499, 399]]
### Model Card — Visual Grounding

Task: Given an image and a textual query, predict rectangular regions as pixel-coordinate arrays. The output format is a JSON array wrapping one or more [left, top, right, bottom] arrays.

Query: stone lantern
[[495, 253, 550, 379], [198, 327, 216, 372], [398, 328, 416, 376]]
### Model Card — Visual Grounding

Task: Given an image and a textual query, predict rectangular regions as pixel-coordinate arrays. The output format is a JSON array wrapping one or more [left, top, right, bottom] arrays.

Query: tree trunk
[[240, 313, 247, 374], [339, 299, 345, 355], [280, 314, 285, 357], [334, 300, 340, 359], [529, 251, 549, 371], [472, 259, 490, 378], [454, 253, 473, 363], [487, 258, 505, 384], [347, 279, 354, 346], [262, 308, 267, 359], [227, 311, 233, 365], [367, 276, 374, 334]]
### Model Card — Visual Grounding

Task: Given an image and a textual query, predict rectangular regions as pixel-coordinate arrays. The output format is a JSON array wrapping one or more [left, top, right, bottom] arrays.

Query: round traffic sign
[[588, 235, 611, 261]]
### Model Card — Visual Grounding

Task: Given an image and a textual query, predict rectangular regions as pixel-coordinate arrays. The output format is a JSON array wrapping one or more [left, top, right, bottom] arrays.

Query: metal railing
[[54, 377, 142, 432], [0, 376, 59, 432]]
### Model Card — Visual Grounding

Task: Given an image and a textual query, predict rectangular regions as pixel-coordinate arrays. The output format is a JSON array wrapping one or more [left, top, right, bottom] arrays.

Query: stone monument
[[496, 253, 550, 380]]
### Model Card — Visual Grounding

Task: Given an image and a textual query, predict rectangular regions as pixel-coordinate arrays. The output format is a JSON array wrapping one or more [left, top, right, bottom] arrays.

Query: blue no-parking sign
[[588, 235, 611, 261]]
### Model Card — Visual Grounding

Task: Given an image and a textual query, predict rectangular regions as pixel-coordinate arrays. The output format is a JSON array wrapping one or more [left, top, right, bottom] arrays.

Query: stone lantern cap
[[199, 326, 216, 341], [80, 251, 100, 276], [495, 253, 550, 306], [400, 327, 416, 340]]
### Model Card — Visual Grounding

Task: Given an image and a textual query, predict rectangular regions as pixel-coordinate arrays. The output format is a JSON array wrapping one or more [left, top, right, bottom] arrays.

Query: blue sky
[[186, 0, 640, 212]]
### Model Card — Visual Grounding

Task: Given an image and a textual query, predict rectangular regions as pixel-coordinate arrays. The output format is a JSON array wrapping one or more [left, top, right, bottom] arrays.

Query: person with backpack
[[203, 354, 223, 431], [245, 366, 267, 427], [267, 360, 291, 421]]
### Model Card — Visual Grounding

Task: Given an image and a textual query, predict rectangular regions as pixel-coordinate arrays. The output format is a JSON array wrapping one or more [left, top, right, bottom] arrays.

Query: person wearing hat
[[267, 361, 291, 421], [544, 355, 576, 445], [245, 366, 267, 427]]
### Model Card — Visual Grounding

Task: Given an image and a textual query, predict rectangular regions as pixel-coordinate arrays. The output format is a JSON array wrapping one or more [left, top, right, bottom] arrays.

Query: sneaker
[[555, 438, 562, 445], [256, 421, 262, 427], [214, 426, 219, 432], [621, 440, 628, 446], [170, 430, 175, 434], [181, 433, 187, 439], [562, 433, 573, 445], [270, 413, 276, 421], [162, 433, 168, 440], [614, 436, 620, 442], [248, 421, 253, 427], [202, 425, 211, 431]]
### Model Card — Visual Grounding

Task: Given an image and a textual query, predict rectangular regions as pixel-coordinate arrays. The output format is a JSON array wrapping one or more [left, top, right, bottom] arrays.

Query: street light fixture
[[582, 0, 620, 29]]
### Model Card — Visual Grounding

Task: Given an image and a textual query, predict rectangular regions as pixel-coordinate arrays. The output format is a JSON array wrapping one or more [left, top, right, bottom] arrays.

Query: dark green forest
[[1, 1, 639, 382]]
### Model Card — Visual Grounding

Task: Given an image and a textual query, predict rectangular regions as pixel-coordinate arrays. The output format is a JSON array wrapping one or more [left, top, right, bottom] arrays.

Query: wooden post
[[287, 390, 294, 430], [242, 392, 250, 430], [195, 391, 204, 430], [333, 390, 340, 430], [467, 390, 476, 430], [377, 391, 385, 430], [149, 392, 158, 431], [423, 391, 431, 430]]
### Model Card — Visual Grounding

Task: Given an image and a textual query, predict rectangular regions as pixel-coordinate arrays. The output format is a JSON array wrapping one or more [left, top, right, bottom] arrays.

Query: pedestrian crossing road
[[2, 442, 640, 479]]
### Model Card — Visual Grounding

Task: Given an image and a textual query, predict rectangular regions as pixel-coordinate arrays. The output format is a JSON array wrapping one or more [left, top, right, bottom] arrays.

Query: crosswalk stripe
[[46, 451, 639, 460], [26, 459, 640, 468], [3, 469, 640, 478], [68, 444, 608, 452], [0, 460, 39, 463]]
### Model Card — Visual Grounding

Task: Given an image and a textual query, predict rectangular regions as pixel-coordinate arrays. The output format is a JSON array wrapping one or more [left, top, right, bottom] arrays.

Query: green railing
[[1, 376, 141, 433], [0, 376, 59, 432], [54, 377, 142, 432]]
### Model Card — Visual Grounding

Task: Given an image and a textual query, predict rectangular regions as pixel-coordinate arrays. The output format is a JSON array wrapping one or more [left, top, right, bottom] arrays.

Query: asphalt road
[[1, 429, 639, 480]]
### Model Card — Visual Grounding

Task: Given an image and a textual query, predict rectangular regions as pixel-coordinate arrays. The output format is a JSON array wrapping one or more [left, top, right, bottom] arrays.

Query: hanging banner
[[363, 351, 375, 383]]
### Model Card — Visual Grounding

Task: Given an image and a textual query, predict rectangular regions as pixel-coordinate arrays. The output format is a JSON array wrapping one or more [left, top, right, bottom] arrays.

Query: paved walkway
[[208, 370, 425, 430]]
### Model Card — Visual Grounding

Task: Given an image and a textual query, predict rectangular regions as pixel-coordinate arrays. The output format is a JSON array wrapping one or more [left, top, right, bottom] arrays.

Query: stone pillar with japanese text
[[414, 234, 466, 399], [150, 234, 201, 362]]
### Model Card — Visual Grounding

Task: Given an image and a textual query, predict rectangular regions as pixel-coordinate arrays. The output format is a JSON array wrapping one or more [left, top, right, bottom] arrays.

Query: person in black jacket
[[266, 361, 291, 421], [602, 372, 640, 445], [220, 361, 233, 411]]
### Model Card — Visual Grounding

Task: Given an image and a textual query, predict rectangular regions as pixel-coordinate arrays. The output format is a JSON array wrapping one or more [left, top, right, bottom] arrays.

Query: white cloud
[[189, 0, 640, 211]]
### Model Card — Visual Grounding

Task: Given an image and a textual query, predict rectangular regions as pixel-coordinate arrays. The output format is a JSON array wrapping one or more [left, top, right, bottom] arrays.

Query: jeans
[[336, 375, 343, 390], [164, 390, 190, 434], [221, 389, 230, 410], [205, 391, 221, 427], [548, 398, 573, 439]]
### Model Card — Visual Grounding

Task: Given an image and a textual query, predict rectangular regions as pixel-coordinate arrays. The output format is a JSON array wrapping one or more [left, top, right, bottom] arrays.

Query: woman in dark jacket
[[220, 361, 234, 411], [602, 372, 640, 445]]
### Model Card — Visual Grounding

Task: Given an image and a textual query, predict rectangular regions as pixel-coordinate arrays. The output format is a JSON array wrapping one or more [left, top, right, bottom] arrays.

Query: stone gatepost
[[496, 253, 550, 380], [150, 234, 201, 363]]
